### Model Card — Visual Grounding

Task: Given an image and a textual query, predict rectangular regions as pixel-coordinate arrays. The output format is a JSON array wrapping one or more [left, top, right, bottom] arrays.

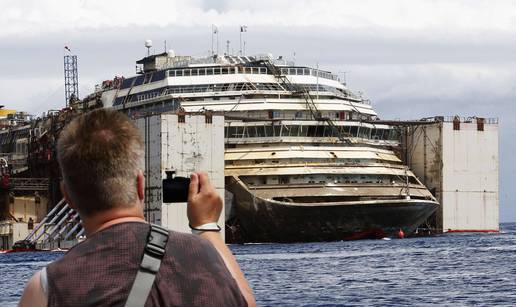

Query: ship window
[[227, 126, 237, 138], [264, 125, 273, 137], [306, 125, 315, 137], [285, 125, 295, 137], [477, 120, 485, 131], [206, 68, 213, 75], [316, 126, 325, 137], [246, 126, 255, 137], [340, 126, 350, 135], [191, 69, 199, 76], [364, 127, 371, 138], [236, 126, 244, 137], [349, 126, 358, 137], [273, 125, 282, 137], [247, 126, 255, 137], [143, 73, 152, 83], [134, 75, 145, 86], [239, 126, 247, 137], [324, 126, 334, 137], [389, 129, 400, 140], [382, 129, 389, 140], [252, 126, 261, 137], [297, 125, 306, 137], [371, 128, 382, 140]]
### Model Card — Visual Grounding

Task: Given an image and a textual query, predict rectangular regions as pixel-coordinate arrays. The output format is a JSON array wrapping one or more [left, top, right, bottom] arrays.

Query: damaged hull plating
[[226, 176, 439, 243]]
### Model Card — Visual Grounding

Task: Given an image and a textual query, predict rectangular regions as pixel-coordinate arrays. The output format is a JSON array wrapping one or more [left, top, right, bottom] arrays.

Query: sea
[[1, 223, 515, 306]]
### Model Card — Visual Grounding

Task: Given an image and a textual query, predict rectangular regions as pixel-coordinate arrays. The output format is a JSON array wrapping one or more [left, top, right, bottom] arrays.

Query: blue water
[[2, 223, 515, 306]]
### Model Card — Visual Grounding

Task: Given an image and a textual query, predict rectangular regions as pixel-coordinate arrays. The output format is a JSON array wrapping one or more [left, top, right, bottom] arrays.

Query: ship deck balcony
[[225, 136, 399, 147], [225, 162, 413, 176]]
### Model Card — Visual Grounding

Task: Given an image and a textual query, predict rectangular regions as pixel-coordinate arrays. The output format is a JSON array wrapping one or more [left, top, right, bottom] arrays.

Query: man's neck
[[80, 205, 146, 236]]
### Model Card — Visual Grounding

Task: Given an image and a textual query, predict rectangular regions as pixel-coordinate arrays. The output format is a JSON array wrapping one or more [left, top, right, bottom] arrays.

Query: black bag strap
[[124, 224, 169, 307]]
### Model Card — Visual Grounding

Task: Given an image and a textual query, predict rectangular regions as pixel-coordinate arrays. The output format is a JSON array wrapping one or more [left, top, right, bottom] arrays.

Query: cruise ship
[[79, 50, 439, 242]]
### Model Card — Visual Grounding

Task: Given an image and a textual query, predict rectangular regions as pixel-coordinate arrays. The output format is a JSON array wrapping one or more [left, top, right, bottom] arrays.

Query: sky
[[0, 0, 514, 222]]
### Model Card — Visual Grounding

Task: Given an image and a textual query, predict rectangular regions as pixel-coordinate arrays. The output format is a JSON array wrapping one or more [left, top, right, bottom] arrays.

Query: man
[[20, 109, 256, 307]]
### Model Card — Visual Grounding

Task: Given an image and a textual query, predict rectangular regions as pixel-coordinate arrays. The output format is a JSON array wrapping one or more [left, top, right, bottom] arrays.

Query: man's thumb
[[188, 173, 199, 200]]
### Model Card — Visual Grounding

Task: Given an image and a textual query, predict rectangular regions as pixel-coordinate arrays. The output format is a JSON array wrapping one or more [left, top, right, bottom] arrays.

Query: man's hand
[[187, 172, 222, 227]]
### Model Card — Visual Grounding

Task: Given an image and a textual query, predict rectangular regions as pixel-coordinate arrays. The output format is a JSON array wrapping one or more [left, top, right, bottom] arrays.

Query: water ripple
[[1, 223, 515, 306]]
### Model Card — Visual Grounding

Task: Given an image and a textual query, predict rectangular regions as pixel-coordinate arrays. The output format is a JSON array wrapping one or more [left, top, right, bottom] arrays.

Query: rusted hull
[[226, 177, 439, 243]]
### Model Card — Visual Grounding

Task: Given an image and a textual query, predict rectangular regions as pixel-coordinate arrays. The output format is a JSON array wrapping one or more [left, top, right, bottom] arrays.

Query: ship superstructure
[[80, 51, 438, 242]]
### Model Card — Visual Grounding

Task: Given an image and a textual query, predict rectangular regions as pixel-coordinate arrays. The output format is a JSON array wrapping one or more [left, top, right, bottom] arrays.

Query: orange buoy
[[397, 229, 405, 239]]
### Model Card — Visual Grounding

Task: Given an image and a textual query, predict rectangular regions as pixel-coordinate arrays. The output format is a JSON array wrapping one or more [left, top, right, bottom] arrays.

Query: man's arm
[[188, 172, 256, 307], [19, 270, 47, 307]]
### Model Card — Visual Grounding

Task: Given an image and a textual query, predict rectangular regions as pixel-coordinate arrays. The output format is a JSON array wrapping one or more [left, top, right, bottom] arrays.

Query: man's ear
[[137, 170, 145, 202], [60, 181, 76, 210]]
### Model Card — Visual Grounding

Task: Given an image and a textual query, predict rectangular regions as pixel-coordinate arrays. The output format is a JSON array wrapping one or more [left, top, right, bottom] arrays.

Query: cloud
[[2, 0, 516, 38]]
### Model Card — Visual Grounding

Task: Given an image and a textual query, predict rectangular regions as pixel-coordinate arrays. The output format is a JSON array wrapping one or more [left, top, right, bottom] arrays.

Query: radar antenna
[[145, 40, 153, 56]]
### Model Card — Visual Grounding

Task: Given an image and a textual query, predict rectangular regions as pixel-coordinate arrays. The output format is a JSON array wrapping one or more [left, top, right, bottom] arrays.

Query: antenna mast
[[63, 46, 79, 107], [239, 25, 247, 56]]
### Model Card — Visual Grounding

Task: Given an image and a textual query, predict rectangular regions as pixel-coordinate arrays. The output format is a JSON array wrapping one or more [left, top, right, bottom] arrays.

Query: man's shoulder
[[164, 230, 227, 267], [48, 222, 148, 269]]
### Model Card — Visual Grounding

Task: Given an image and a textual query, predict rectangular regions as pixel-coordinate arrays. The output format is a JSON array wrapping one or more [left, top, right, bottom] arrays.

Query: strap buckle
[[144, 224, 169, 259]]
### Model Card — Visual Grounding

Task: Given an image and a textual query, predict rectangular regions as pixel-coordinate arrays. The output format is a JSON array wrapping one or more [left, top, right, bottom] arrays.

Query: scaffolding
[[64, 55, 79, 107]]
